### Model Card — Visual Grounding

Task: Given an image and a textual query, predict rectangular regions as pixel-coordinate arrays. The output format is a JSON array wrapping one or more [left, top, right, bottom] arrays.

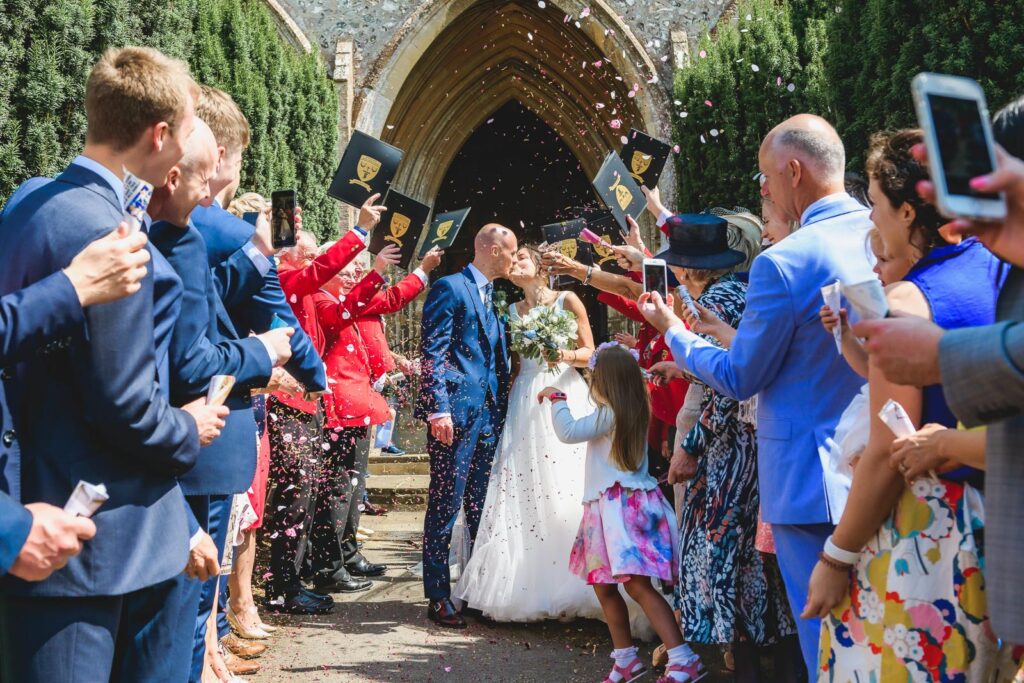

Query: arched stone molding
[[262, 0, 313, 54], [356, 0, 676, 206]]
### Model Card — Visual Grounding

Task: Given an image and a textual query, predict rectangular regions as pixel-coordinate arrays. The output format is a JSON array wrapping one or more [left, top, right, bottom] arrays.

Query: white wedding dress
[[454, 293, 603, 621], [454, 297, 660, 640]]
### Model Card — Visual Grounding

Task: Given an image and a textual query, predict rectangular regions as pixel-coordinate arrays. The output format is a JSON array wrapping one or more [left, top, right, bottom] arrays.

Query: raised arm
[[664, 255, 795, 401], [278, 230, 366, 301], [314, 272, 385, 330], [359, 271, 426, 317]]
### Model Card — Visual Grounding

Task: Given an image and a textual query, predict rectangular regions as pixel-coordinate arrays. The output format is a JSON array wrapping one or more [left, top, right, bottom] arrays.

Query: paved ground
[[249, 511, 744, 682]]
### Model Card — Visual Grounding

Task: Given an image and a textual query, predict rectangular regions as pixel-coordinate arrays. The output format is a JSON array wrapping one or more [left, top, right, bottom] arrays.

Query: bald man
[[149, 119, 294, 681], [640, 114, 875, 672], [415, 224, 517, 628]]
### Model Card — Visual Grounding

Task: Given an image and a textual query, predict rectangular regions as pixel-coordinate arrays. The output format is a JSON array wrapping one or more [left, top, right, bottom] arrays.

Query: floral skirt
[[569, 484, 678, 585], [819, 479, 996, 681]]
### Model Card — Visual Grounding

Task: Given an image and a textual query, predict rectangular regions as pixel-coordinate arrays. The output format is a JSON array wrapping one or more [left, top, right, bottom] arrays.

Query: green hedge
[[674, 0, 1024, 212], [0, 0, 338, 239]]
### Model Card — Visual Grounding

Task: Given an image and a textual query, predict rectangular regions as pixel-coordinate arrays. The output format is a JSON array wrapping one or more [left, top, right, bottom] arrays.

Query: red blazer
[[598, 292, 688, 427], [355, 272, 426, 380], [315, 272, 391, 429], [273, 231, 365, 414]]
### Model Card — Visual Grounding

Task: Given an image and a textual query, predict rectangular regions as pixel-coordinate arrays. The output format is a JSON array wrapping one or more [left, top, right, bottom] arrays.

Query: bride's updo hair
[[590, 345, 650, 472]]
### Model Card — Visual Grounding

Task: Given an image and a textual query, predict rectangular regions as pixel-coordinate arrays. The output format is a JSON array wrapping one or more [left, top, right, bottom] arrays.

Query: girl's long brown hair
[[590, 345, 650, 472]]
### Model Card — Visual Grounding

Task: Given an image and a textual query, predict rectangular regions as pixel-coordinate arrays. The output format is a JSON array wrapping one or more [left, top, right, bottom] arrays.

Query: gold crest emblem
[[386, 212, 410, 246], [557, 238, 578, 259], [629, 151, 652, 182], [432, 219, 455, 244], [609, 173, 633, 211], [593, 235, 616, 265], [350, 155, 382, 191]]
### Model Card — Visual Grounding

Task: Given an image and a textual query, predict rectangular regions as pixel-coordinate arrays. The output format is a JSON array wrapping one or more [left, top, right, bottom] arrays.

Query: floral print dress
[[675, 275, 796, 646]]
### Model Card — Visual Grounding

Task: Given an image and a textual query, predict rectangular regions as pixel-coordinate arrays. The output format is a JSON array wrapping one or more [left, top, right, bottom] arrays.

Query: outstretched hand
[[359, 193, 388, 231], [637, 291, 682, 334]]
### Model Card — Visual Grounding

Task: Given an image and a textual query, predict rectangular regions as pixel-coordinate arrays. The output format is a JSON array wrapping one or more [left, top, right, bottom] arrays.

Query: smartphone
[[241, 211, 260, 227], [270, 189, 298, 248], [642, 258, 668, 299], [911, 73, 1006, 221]]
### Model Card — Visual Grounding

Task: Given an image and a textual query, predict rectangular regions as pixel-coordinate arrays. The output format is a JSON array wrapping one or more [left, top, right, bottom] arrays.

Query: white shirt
[[427, 263, 491, 423], [466, 262, 492, 304], [549, 402, 658, 502]]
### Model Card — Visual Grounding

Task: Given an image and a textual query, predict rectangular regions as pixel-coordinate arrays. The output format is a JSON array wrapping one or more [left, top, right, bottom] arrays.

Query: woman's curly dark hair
[[865, 129, 945, 255]]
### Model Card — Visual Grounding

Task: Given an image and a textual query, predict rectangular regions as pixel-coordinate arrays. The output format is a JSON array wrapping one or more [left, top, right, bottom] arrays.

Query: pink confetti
[[609, 119, 622, 129], [699, 50, 707, 59], [704, 100, 713, 107], [579, 7, 590, 18]]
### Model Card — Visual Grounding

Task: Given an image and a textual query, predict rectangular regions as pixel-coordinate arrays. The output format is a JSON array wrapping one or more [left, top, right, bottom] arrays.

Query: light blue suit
[[666, 193, 874, 672]]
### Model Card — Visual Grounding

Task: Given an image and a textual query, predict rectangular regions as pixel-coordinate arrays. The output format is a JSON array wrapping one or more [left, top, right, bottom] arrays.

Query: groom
[[415, 224, 517, 628]]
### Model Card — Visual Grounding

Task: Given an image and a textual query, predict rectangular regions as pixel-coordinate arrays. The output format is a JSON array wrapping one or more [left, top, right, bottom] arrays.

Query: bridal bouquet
[[508, 305, 577, 362]]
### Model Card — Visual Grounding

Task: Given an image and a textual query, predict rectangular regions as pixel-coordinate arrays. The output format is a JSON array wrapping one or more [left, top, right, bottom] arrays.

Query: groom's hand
[[429, 416, 454, 446]]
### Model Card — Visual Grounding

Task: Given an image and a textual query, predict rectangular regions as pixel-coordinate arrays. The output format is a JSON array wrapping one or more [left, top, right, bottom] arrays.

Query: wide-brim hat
[[654, 213, 746, 269]]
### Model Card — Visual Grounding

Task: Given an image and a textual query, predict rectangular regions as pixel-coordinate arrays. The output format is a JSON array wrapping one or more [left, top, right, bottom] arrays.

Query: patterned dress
[[675, 275, 796, 646]]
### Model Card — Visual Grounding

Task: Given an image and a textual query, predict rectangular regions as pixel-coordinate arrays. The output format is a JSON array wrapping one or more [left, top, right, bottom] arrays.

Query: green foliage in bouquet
[[0, 0, 339, 240], [508, 305, 578, 363]]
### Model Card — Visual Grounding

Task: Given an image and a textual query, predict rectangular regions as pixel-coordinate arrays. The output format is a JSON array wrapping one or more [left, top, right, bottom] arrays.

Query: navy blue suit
[[415, 267, 509, 600], [0, 271, 88, 573], [0, 163, 201, 682], [191, 203, 327, 393], [150, 219, 274, 681]]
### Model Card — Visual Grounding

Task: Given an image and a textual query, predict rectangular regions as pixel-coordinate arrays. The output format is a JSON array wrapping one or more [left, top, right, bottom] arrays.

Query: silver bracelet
[[823, 535, 860, 566], [582, 266, 593, 286]]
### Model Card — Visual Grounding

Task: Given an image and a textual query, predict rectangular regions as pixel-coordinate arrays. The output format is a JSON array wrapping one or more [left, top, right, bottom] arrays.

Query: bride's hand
[[536, 386, 561, 404]]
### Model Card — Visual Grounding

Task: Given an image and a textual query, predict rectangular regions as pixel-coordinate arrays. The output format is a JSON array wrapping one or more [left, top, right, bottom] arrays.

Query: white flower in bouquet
[[508, 305, 578, 362]]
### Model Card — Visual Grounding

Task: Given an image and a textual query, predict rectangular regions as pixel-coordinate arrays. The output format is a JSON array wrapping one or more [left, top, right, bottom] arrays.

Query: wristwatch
[[548, 391, 568, 402]]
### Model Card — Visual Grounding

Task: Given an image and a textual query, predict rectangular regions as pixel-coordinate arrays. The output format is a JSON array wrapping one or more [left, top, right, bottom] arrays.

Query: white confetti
[[787, 83, 796, 92], [537, 0, 545, 6], [751, 64, 760, 72], [619, 135, 628, 145], [346, 344, 355, 352], [700, 134, 706, 144], [710, 129, 720, 137], [289, 294, 297, 303], [527, 32, 533, 41]]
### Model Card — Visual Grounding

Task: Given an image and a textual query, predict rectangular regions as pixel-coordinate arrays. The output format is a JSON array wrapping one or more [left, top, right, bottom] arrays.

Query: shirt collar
[[800, 192, 865, 227], [466, 263, 491, 289], [71, 155, 125, 207]]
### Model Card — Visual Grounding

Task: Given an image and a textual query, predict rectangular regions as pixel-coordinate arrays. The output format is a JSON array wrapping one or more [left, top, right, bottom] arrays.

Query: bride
[[454, 245, 604, 622]]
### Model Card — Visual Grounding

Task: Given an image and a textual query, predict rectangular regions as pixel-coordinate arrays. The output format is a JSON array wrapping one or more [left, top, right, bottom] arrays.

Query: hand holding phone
[[642, 258, 668, 299], [270, 190, 298, 248], [912, 73, 1006, 221]]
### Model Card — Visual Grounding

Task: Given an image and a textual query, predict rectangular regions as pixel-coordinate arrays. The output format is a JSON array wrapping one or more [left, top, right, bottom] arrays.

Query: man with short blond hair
[[0, 46, 230, 682]]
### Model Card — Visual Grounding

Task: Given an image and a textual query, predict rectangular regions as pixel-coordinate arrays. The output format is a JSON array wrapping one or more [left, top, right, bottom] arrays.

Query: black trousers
[[265, 399, 324, 597], [309, 425, 369, 581]]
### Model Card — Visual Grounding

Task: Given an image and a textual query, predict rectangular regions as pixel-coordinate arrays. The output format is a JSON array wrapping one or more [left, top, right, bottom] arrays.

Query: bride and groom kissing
[[414, 223, 602, 629]]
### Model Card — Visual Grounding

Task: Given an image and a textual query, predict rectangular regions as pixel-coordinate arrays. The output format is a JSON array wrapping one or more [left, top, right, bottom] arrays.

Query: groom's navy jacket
[[415, 267, 509, 423]]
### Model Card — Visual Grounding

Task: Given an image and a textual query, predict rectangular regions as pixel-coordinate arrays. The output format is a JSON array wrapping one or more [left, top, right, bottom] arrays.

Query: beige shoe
[[226, 607, 270, 640], [652, 643, 668, 668], [221, 633, 267, 660], [358, 525, 375, 536]]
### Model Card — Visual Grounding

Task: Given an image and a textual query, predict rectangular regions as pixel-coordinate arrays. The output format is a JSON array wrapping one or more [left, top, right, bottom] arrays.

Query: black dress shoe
[[312, 575, 373, 594], [427, 598, 466, 629], [347, 556, 387, 577], [264, 591, 334, 615]]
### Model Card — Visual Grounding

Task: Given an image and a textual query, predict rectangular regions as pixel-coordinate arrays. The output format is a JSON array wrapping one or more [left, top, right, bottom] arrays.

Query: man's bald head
[[759, 114, 848, 222], [473, 223, 519, 280], [765, 114, 846, 181], [178, 117, 219, 173], [148, 117, 219, 226]]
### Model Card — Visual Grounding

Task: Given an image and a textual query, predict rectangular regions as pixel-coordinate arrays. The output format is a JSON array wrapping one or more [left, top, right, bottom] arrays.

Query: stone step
[[367, 453, 429, 476], [366, 473, 430, 510]]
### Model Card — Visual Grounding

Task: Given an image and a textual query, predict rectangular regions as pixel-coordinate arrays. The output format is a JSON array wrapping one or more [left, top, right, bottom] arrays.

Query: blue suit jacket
[[414, 267, 510, 424], [191, 203, 327, 393], [151, 220, 273, 495], [667, 193, 875, 525], [0, 164, 198, 597], [0, 271, 87, 574]]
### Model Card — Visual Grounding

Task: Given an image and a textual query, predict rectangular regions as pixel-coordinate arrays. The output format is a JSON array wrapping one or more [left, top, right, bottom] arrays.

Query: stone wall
[[278, 0, 728, 105]]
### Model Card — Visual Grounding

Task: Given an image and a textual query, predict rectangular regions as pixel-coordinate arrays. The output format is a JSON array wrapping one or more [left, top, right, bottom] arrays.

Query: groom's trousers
[[422, 398, 502, 600]]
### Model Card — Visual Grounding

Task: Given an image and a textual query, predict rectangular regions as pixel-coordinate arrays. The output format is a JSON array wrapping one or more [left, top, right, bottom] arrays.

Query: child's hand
[[536, 386, 561, 403], [819, 305, 847, 334]]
